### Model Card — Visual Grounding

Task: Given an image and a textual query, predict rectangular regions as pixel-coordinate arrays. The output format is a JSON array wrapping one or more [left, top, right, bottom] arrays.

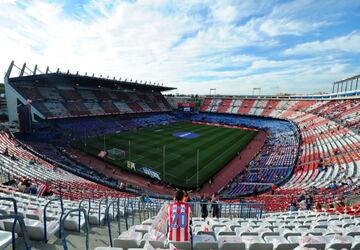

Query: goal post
[[107, 148, 126, 160]]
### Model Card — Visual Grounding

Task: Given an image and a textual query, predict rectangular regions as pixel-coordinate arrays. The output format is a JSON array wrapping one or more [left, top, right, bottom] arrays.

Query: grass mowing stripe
[[109, 124, 223, 163], [187, 131, 256, 183], [73, 122, 257, 189], [172, 129, 249, 182]]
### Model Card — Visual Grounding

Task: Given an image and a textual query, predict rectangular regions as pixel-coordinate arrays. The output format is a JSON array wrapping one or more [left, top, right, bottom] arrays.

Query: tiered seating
[[99, 101, 120, 114], [153, 92, 172, 110], [43, 101, 69, 118], [78, 89, 97, 100], [0, 131, 126, 200], [97, 204, 360, 250], [16, 86, 41, 101], [217, 99, 233, 113], [21, 83, 173, 118], [83, 102, 105, 115], [238, 99, 256, 114], [113, 101, 133, 113], [32, 101, 53, 117], [249, 100, 269, 116], [137, 102, 153, 112], [0, 185, 131, 245], [260, 100, 280, 116], [65, 101, 90, 116], [38, 87, 62, 100], [200, 97, 360, 205], [94, 90, 111, 100], [200, 98, 212, 112], [127, 102, 144, 112], [193, 114, 299, 196], [58, 88, 81, 100], [146, 101, 161, 112], [228, 99, 242, 113]]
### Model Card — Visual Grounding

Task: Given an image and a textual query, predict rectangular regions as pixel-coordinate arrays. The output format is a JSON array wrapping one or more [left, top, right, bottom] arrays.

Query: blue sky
[[1, 0, 360, 95]]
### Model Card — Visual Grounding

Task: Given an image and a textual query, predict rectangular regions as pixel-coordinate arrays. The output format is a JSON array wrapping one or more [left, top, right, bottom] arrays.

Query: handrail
[[60, 208, 89, 250], [43, 197, 64, 242], [0, 197, 21, 243], [0, 214, 31, 250], [0, 197, 18, 214], [79, 198, 91, 232], [105, 197, 121, 247], [98, 197, 108, 225]]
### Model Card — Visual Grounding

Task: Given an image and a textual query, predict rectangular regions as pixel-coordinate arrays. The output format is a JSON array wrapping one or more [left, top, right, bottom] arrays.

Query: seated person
[[328, 181, 337, 189], [37, 181, 53, 196], [167, 190, 192, 242]]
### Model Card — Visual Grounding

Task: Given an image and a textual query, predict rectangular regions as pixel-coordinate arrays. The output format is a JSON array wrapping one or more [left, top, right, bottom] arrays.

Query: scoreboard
[[177, 102, 195, 112]]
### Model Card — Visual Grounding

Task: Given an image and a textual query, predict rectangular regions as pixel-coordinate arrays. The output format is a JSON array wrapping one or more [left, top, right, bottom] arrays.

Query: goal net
[[107, 148, 126, 160]]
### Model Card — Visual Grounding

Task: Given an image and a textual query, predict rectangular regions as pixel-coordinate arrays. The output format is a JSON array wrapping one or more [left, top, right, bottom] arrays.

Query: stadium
[[0, 1, 360, 250]]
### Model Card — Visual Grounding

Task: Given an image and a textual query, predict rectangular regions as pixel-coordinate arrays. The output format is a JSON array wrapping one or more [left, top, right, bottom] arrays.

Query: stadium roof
[[6, 62, 176, 92], [9, 73, 175, 92]]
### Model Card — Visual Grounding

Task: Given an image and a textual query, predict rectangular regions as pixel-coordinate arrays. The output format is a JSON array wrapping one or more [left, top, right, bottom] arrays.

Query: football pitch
[[74, 122, 257, 189]]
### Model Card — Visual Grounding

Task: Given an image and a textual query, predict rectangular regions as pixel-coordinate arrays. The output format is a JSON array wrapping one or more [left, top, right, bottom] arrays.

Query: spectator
[[143, 195, 151, 203], [210, 193, 220, 218], [299, 199, 306, 210], [345, 177, 353, 186], [23, 179, 31, 194], [289, 198, 298, 211], [271, 183, 278, 195], [310, 186, 317, 195], [182, 191, 190, 202], [305, 195, 313, 210], [329, 181, 337, 190], [298, 191, 305, 202], [166, 190, 192, 242], [314, 202, 322, 211], [317, 159, 324, 173], [37, 181, 53, 197], [29, 184, 38, 195], [17, 179, 26, 192], [200, 195, 208, 220]]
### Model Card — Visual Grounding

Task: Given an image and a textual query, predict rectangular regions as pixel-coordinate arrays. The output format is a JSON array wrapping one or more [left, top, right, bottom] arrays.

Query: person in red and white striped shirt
[[167, 190, 192, 242]]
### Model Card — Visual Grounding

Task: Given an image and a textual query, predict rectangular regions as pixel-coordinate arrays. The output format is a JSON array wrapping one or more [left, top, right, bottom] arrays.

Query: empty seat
[[193, 234, 218, 250], [0, 230, 15, 249], [218, 235, 245, 250], [113, 231, 142, 250], [241, 235, 272, 250]]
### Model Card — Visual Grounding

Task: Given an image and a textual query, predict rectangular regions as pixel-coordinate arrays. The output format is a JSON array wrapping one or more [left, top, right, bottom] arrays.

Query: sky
[[0, 0, 359, 95]]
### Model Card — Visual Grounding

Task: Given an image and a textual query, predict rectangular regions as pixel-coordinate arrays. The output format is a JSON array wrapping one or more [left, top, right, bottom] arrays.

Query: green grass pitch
[[74, 122, 257, 189]]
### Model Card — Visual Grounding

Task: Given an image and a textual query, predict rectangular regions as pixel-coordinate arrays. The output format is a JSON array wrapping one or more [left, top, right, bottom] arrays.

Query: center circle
[[173, 131, 199, 139]]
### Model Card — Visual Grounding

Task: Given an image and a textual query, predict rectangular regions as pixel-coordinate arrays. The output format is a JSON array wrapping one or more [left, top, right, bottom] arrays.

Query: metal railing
[[43, 197, 64, 242], [0, 214, 31, 250], [60, 208, 89, 250], [105, 198, 121, 247], [0, 197, 31, 250]]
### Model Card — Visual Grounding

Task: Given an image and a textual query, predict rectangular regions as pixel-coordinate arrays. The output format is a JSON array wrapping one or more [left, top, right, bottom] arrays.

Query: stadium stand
[[1, 62, 359, 249], [199, 97, 360, 212], [7, 72, 173, 120], [192, 114, 300, 196]]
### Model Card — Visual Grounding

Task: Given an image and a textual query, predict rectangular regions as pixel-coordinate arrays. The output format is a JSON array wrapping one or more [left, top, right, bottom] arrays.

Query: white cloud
[[0, 0, 358, 96], [260, 19, 326, 36], [212, 5, 237, 23], [284, 31, 360, 55]]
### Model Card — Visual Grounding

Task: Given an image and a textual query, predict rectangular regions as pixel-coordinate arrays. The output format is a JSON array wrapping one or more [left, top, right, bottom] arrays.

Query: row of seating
[[200, 98, 359, 132], [199, 97, 360, 211], [0, 131, 130, 200], [192, 114, 299, 196], [95, 208, 360, 250], [15, 83, 172, 119]]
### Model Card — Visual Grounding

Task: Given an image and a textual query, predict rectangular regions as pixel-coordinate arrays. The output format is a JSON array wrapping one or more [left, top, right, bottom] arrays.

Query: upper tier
[[5, 73, 174, 121], [200, 98, 360, 131]]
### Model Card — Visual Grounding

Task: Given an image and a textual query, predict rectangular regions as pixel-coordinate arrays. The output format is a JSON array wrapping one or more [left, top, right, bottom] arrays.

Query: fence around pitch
[[137, 200, 265, 220]]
